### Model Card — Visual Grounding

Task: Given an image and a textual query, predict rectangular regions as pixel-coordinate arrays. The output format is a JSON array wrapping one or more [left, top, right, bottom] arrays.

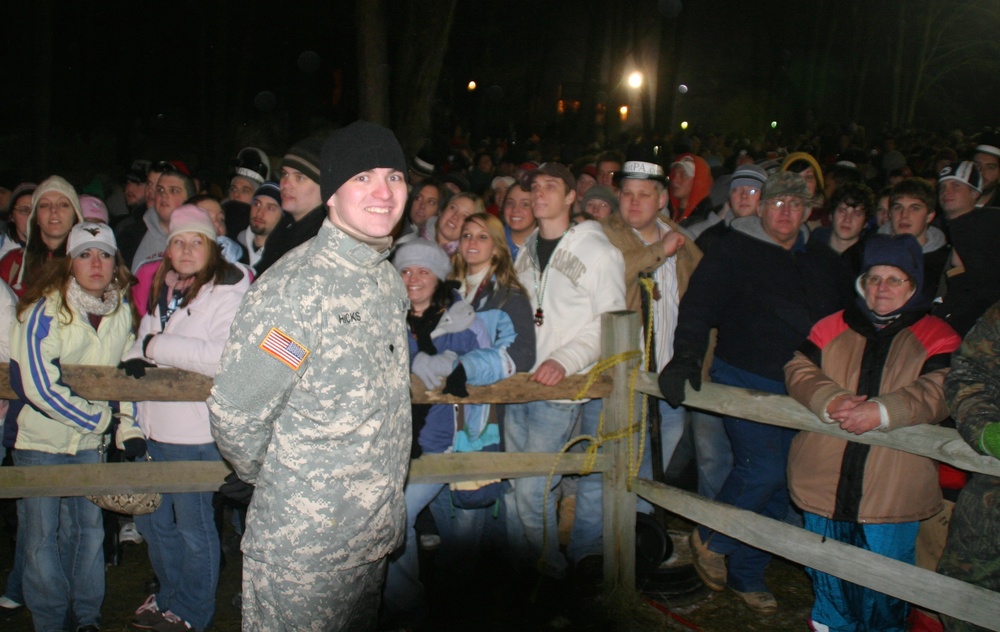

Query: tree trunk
[[390, 0, 458, 157], [579, 0, 608, 146], [357, 0, 391, 126], [889, 2, 906, 127], [32, 0, 53, 176]]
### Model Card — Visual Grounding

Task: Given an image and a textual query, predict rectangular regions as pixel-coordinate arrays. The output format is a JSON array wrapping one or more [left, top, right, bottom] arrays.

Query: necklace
[[532, 228, 569, 326]]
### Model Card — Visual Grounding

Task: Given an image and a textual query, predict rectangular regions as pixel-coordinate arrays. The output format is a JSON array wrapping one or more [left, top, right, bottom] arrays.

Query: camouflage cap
[[761, 171, 809, 201]]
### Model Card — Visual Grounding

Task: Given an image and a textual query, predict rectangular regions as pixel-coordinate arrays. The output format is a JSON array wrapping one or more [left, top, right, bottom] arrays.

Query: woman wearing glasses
[[784, 234, 961, 631], [0, 183, 34, 260]]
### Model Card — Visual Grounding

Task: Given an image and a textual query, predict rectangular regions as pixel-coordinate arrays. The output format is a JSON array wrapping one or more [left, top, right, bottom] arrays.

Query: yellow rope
[[532, 279, 661, 576], [533, 281, 661, 574]]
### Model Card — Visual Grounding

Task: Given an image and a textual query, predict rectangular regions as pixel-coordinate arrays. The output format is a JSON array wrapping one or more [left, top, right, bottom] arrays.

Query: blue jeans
[[3, 498, 25, 604], [383, 480, 491, 624], [690, 409, 733, 499], [135, 440, 222, 630], [15, 448, 104, 632], [504, 400, 582, 578], [696, 358, 796, 593], [803, 513, 917, 631], [567, 398, 685, 563]]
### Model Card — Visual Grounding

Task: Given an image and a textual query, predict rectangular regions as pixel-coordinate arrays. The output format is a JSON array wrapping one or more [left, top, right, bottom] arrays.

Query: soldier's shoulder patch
[[259, 327, 310, 370]]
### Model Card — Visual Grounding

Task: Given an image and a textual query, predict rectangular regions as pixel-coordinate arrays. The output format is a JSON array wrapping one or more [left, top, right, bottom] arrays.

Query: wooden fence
[[1, 311, 999, 629]]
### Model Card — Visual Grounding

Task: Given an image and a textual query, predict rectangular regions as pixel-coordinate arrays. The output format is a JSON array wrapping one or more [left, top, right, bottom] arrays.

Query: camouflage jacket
[[208, 219, 412, 571], [946, 299, 1000, 455]]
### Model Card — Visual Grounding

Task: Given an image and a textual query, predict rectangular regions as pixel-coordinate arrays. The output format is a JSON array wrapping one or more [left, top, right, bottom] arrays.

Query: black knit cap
[[862, 233, 924, 295], [281, 137, 324, 184], [320, 121, 407, 203]]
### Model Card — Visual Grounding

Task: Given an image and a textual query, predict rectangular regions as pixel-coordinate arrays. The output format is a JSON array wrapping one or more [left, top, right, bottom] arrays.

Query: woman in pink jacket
[[121, 205, 251, 632]]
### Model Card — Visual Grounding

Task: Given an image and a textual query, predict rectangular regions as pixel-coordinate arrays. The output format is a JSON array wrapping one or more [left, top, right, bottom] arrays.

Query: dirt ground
[[0, 503, 815, 632]]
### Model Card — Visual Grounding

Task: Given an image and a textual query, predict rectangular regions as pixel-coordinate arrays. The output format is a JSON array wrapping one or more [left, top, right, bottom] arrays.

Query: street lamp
[[627, 71, 643, 89], [467, 81, 477, 91]]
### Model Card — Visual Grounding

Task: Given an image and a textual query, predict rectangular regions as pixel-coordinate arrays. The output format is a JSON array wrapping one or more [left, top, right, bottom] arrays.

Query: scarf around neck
[[66, 277, 120, 316]]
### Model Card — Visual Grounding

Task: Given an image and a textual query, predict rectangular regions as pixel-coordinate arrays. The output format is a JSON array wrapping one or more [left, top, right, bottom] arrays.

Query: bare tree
[[357, 0, 391, 126], [890, 0, 1000, 126], [389, 0, 459, 157]]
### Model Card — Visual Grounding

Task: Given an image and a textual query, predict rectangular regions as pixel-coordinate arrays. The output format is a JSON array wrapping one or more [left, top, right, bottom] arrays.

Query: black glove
[[122, 437, 147, 461], [219, 472, 255, 504], [657, 351, 702, 408], [441, 363, 469, 398], [119, 359, 155, 379]]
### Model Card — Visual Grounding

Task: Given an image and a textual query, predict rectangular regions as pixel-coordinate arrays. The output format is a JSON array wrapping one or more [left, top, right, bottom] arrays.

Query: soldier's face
[[327, 168, 407, 239]]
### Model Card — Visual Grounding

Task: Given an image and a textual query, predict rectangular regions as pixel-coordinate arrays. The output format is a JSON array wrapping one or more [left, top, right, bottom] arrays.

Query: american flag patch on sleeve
[[259, 327, 310, 370]]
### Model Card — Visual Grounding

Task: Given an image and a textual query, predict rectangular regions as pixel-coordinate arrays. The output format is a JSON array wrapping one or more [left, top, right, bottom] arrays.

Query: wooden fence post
[[601, 310, 641, 596]]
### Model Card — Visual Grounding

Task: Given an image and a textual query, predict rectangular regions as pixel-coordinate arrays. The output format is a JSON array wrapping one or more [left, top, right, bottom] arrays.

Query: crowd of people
[[0, 121, 997, 632]]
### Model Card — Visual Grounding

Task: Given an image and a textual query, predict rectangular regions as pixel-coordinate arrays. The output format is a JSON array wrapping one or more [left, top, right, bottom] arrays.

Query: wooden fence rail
[[0, 453, 611, 498], [634, 372, 1000, 478], [0, 312, 997, 629], [636, 479, 1000, 631]]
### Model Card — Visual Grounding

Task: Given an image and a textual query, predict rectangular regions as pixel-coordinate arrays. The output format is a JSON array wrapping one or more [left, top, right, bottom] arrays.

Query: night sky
[[1, 0, 996, 186]]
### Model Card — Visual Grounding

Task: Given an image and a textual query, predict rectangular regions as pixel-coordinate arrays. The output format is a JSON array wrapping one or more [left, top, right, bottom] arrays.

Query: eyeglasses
[[863, 274, 911, 288], [764, 198, 805, 211], [13, 205, 31, 217]]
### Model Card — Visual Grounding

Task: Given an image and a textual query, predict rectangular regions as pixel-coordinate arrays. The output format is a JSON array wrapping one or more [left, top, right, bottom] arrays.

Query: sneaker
[[732, 589, 778, 614], [418, 534, 441, 550], [120, 522, 144, 544], [153, 611, 193, 631], [130, 594, 163, 630], [689, 528, 727, 592], [0, 595, 23, 618]]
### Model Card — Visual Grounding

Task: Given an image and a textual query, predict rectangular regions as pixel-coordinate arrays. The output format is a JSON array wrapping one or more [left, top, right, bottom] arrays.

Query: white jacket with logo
[[515, 220, 626, 377]]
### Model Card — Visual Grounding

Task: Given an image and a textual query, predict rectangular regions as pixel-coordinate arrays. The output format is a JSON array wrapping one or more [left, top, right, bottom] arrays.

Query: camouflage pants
[[938, 474, 1000, 632], [242, 555, 387, 632]]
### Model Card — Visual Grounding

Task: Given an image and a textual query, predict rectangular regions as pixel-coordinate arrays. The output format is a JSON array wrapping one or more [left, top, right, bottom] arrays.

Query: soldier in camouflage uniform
[[938, 299, 1000, 632], [208, 121, 412, 632]]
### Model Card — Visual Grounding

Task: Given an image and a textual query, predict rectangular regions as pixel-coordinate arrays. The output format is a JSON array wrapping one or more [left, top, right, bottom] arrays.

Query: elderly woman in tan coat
[[784, 234, 961, 632]]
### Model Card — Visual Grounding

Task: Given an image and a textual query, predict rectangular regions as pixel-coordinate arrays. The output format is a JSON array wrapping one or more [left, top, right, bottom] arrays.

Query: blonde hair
[[17, 252, 138, 331], [450, 212, 527, 300]]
